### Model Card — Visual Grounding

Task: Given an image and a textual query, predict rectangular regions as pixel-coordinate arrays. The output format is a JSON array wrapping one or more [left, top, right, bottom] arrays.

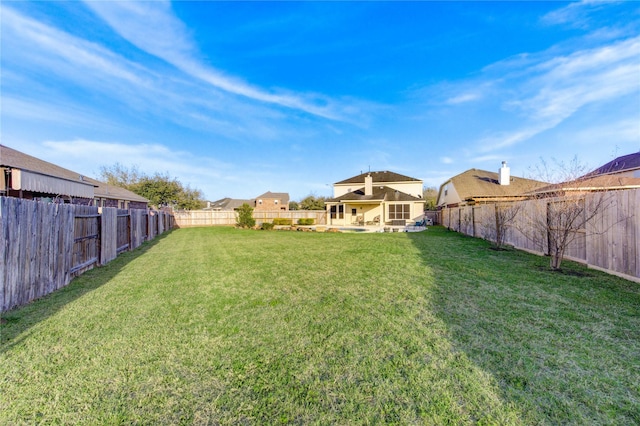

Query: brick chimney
[[499, 161, 510, 186], [365, 173, 373, 196]]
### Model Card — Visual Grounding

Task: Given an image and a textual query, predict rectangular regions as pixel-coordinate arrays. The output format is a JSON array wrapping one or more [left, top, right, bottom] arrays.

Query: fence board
[[635, 189, 640, 279], [100, 208, 117, 265], [440, 189, 639, 281], [1, 197, 174, 312], [173, 210, 327, 228]]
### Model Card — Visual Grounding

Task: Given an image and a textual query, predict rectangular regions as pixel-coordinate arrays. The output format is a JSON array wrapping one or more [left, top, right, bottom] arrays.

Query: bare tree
[[522, 157, 615, 270], [485, 202, 522, 250]]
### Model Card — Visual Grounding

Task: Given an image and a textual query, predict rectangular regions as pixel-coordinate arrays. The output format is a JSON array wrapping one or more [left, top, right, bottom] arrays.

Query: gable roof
[[328, 186, 423, 203], [585, 152, 640, 177], [336, 171, 421, 185], [256, 191, 289, 202], [442, 168, 547, 202]]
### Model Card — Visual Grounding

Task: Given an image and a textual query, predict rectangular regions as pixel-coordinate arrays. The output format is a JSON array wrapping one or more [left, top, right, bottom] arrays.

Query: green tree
[[422, 186, 438, 210], [236, 203, 255, 228], [99, 164, 205, 210], [299, 195, 326, 210], [289, 201, 300, 210]]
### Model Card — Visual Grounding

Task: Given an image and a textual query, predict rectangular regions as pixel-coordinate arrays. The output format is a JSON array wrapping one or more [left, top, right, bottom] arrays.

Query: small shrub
[[236, 203, 256, 228], [273, 218, 292, 226], [261, 222, 275, 230], [297, 218, 314, 225]]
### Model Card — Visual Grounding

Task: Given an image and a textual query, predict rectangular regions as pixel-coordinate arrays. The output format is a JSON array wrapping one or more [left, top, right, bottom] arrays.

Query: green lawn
[[1, 226, 638, 425]]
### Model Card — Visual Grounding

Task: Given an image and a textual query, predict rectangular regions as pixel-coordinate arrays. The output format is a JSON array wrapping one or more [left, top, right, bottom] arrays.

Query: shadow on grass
[[406, 226, 640, 423], [0, 231, 173, 353]]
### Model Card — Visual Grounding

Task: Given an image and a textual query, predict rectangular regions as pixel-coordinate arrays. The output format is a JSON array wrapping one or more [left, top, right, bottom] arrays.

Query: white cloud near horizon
[[33, 139, 333, 200]]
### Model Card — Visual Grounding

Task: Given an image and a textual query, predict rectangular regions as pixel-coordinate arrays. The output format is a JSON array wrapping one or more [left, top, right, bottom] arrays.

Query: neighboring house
[[528, 174, 640, 198], [584, 152, 640, 178], [254, 191, 289, 211], [204, 198, 253, 211], [87, 177, 149, 210], [524, 153, 640, 198], [325, 171, 425, 226], [437, 162, 547, 208], [0, 144, 148, 209]]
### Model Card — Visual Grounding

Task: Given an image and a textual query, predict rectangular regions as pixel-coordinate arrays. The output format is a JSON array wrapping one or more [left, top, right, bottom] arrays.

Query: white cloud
[[542, 0, 623, 28], [82, 1, 355, 121], [2, 7, 146, 86], [32, 139, 336, 201], [38, 140, 230, 197], [477, 35, 640, 152], [440, 157, 453, 164], [446, 92, 481, 105]]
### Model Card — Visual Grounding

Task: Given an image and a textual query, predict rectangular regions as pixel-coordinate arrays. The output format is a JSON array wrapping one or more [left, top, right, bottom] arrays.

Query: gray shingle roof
[[1, 144, 148, 203], [1, 144, 95, 186], [85, 177, 149, 203], [206, 198, 253, 210], [328, 186, 423, 203], [335, 171, 421, 185]]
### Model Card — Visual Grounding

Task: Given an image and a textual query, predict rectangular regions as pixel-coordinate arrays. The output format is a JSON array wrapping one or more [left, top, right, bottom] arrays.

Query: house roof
[[85, 177, 149, 203], [206, 197, 253, 210], [335, 171, 421, 185], [256, 191, 289, 202], [529, 174, 640, 195], [1, 144, 147, 203], [1, 144, 95, 188], [442, 168, 547, 202], [585, 152, 640, 176], [327, 186, 424, 203]]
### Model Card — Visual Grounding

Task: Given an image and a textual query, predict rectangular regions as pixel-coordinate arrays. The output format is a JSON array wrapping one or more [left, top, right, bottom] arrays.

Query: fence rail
[[1, 197, 174, 312], [440, 189, 640, 282], [173, 210, 327, 227]]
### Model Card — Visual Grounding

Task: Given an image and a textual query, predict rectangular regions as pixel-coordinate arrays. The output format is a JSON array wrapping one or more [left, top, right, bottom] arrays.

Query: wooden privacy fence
[[440, 189, 640, 282], [174, 209, 327, 227], [0, 197, 174, 312]]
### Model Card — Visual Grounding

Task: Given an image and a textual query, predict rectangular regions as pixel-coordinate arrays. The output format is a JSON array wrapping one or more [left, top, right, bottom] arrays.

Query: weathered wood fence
[[174, 210, 327, 227], [0, 197, 174, 312], [440, 189, 640, 282]]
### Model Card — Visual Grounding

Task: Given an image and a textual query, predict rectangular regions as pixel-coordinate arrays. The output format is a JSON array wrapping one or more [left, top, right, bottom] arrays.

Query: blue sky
[[2, 1, 639, 201]]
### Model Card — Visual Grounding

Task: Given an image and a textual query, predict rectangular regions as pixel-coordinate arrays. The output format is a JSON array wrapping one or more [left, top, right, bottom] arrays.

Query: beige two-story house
[[325, 171, 425, 227]]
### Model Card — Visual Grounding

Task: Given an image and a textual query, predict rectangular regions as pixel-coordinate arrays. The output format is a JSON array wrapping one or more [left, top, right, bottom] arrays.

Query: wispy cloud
[[446, 93, 481, 105], [476, 34, 639, 152], [39, 139, 232, 195], [2, 5, 359, 143], [35, 139, 342, 200], [82, 1, 356, 121], [1, 6, 146, 87], [542, 0, 624, 28]]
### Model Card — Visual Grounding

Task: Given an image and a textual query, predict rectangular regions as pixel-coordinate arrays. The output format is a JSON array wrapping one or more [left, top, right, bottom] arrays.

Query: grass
[[1, 226, 638, 424]]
